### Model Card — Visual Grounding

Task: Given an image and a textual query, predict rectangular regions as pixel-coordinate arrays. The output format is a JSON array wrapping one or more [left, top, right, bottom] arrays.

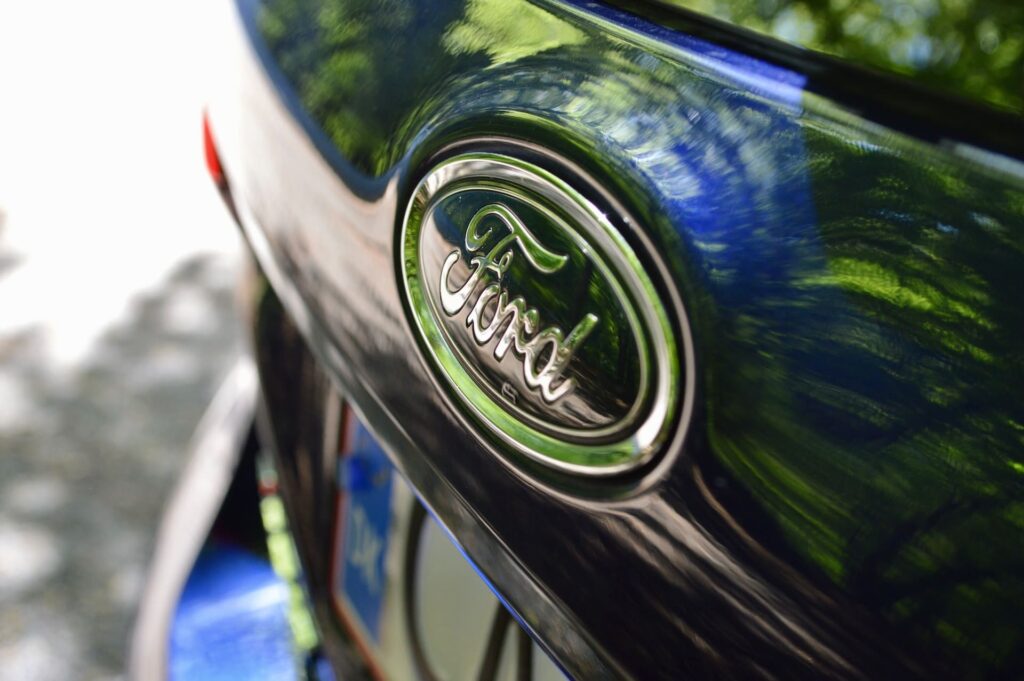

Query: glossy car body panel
[[209, 0, 1024, 677]]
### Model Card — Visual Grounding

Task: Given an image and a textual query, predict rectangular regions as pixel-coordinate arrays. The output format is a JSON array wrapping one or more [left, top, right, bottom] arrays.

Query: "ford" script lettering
[[438, 203, 599, 404]]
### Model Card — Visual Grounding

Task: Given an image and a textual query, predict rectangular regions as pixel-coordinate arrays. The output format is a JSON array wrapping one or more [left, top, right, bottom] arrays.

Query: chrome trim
[[400, 153, 688, 476]]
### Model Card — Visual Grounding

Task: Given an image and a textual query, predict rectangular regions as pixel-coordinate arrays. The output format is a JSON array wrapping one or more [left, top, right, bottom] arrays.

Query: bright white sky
[[0, 3, 243, 678], [0, 0, 240, 372]]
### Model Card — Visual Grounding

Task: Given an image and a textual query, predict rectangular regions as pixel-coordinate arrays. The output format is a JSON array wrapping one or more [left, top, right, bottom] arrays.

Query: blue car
[[133, 0, 1024, 678]]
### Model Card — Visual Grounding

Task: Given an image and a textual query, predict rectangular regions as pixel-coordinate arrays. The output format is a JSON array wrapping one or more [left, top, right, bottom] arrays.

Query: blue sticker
[[337, 421, 393, 642]]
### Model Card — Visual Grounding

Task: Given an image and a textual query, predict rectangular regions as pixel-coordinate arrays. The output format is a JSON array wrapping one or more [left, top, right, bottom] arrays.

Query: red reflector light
[[203, 112, 225, 186]]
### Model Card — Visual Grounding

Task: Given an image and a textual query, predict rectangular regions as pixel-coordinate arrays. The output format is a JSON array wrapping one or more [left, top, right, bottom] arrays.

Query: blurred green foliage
[[661, 0, 1024, 111]]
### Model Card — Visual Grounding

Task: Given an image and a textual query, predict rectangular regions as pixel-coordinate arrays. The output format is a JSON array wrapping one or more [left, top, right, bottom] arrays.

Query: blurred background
[[0, 2, 242, 678]]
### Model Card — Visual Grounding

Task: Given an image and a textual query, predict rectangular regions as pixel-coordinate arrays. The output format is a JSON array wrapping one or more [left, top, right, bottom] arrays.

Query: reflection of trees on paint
[[705, 128, 1024, 676], [257, 0, 482, 173], [255, 0, 1024, 674], [256, 0, 585, 174], [662, 0, 1024, 111]]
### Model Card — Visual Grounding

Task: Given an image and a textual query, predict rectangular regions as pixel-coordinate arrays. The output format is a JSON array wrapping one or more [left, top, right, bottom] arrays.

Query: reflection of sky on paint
[[0, 1, 241, 679]]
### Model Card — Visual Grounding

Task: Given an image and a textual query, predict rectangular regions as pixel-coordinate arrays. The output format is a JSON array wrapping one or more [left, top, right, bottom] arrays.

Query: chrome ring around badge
[[400, 152, 686, 477]]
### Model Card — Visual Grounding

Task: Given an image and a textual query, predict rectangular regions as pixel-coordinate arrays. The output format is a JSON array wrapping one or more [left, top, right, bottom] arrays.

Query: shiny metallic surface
[[210, 0, 1024, 677], [402, 153, 684, 475]]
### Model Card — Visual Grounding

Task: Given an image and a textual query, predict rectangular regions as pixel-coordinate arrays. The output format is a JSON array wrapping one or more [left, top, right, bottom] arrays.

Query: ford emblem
[[401, 152, 686, 476]]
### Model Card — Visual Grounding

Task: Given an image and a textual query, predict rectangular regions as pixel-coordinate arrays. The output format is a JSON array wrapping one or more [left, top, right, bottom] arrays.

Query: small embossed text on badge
[[500, 382, 519, 405]]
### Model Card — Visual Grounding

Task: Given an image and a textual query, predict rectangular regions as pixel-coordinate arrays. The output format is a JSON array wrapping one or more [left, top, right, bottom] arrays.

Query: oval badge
[[401, 153, 681, 476]]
